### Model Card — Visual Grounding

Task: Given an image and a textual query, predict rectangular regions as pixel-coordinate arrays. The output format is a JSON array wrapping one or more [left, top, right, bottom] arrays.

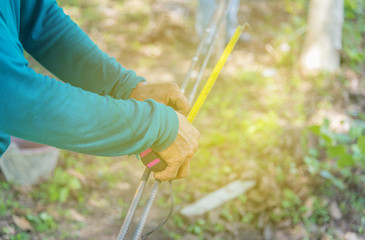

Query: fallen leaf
[[344, 232, 359, 240], [116, 182, 131, 191], [273, 230, 291, 240], [12, 208, 27, 216], [67, 169, 87, 185], [12, 215, 33, 231], [2, 225, 16, 235], [329, 201, 342, 220], [68, 209, 85, 222], [304, 196, 315, 218]]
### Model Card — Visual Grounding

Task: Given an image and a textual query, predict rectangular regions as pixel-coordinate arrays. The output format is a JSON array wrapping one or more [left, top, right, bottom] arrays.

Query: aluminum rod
[[131, 180, 161, 240], [188, 0, 230, 104], [117, 168, 151, 240], [181, 0, 229, 93], [117, 2, 245, 238], [181, 27, 211, 93]]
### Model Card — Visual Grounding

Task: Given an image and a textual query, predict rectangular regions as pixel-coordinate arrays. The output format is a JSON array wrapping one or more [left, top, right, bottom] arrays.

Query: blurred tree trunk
[[300, 0, 344, 73]]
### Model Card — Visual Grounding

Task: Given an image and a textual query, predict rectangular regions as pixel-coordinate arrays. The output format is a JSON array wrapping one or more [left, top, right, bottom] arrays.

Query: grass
[[1, 0, 364, 239]]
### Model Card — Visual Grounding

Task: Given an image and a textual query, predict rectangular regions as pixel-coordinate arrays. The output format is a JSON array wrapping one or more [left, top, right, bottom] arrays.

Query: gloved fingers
[[166, 86, 190, 116], [130, 82, 190, 116], [153, 161, 182, 181], [174, 160, 191, 180], [153, 112, 199, 181]]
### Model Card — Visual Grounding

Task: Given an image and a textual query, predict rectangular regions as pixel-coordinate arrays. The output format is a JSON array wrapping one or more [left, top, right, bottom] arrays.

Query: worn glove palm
[[154, 112, 199, 181], [130, 82, 199, 181], [130, 82, 190, 116]]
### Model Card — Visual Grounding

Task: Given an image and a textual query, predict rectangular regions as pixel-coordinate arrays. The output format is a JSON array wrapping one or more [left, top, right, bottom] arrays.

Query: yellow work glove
[[130, 82, 190, 116], [154, 112, 200, 181], [130, 82, 199, 180]]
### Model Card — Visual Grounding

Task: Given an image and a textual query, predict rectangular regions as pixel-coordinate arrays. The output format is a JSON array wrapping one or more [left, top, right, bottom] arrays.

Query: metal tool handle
[[117, 168, 151, 240], [131, 181, 161, 240], [140, 148, 167, 172]]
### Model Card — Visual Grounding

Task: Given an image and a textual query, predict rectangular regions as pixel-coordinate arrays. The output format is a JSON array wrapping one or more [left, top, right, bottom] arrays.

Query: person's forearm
[[0, 0, 179, 157], [0, 66, 178, 156], [20, 0, 144, 100]]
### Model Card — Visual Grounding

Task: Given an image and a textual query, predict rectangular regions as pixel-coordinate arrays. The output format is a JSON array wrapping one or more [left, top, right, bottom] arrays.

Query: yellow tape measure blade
[[187, 24, 247, 123]]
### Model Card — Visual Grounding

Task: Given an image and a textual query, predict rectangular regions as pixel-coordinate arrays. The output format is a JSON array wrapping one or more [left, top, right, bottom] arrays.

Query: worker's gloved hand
[[154, 112, 199, 181], [130, 82, 190, 116]]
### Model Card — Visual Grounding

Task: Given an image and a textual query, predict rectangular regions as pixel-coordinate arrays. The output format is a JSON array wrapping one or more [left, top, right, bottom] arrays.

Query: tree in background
[[300, 0, 344, 72]]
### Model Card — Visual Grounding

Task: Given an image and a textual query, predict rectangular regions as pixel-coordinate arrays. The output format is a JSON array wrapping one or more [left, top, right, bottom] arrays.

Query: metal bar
[[117, 168, 151, 240], [181, 0, 228, 94], [131, 180, 161, 240], [188, 0, 230, 104], [181, 27, 211, 93], [141, 181, 173, 240], [117, 3, 246, 238]]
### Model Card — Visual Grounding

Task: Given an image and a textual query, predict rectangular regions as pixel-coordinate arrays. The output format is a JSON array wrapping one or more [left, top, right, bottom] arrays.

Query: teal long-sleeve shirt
[[0, 0, 179, 157]]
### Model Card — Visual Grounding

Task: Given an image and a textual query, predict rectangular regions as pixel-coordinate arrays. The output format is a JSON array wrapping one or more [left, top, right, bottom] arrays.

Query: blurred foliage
[[26, 212, 57, 233], [1, 0, 365, 239], [58, 0, 105, 29], [343, 0, 365, 71], [0, 182, 18, 216], [309, 118, 365, 170], [8, 233, 30, 240], [33, 168, 83, 203], [0, 183, 30, 239]]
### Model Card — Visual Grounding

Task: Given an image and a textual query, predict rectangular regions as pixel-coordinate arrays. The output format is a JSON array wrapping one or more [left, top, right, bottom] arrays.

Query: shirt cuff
[[113, 73, 146, 100], [151, 106, 179, 152]]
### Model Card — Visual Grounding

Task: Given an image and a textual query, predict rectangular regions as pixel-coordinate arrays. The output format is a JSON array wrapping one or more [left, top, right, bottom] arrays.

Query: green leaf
[[333, 133, 351, 144], [26, 214, 37, 222], [319, 170, 345, 190], [48, 186, 59, 202], [308, 148, 319, 157], [323, 118, 330, 128], [319, 128, 335, 145], [309, 125, 321, 136], [9, 233, 30, 240], [351, 144, 362, 161], [350, 126, 363, 140], [327, 145, 347, 158], [304, 156, 320, 175], [357, 135, 365, 154], [337, 153, 354, 168], [39, 212, 53, 222], [69, 178, 82, 190], [59, 187, 69, 203], [188, 224, 202, 235]]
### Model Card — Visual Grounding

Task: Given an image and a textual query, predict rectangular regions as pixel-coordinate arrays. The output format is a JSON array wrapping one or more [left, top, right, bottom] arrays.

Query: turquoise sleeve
[[0, 0, 179, 156], [19, 0, 144, 99]]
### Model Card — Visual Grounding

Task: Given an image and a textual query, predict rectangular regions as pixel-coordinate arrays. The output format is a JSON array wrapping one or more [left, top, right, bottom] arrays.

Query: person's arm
[[19, 0, 142, 100], [0, 28, 178, 156]]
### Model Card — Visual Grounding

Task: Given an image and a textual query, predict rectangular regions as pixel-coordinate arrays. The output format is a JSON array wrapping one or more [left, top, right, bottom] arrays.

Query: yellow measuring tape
[[187, 24, 247, 123]]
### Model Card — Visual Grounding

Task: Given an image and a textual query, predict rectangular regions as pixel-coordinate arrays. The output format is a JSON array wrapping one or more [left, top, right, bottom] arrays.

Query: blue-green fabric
[[0, 132, 10, 156], [0, 0, 178, 157]]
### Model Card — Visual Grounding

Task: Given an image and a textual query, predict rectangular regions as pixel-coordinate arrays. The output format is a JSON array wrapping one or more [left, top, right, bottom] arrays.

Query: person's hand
[[154, 112, 200, 181], [130, 82, 190, 116]]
